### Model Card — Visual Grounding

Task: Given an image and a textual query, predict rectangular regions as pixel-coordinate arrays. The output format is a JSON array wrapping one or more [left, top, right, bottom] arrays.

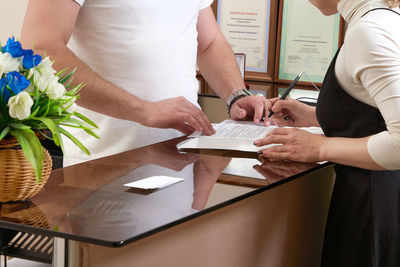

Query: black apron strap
[[361, 7, 400, 17]]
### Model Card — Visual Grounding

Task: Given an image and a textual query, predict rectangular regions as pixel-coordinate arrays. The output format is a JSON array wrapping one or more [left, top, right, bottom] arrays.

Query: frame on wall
[[235, 53, 246, 79], [273, 84, 319, 105], [274, 0, 344, 86], [247, 81, 274, 99], [212, 0, 278, 82]]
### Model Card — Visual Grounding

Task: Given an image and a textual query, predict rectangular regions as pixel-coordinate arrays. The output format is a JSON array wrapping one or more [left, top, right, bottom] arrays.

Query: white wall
[[0, 0, 29, 43]]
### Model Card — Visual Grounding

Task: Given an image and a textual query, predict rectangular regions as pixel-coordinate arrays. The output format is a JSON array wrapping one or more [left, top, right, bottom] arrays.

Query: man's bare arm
[[196, 7, 245, 102], [21, 0, 148, 123], [196, 7, 272, 124]]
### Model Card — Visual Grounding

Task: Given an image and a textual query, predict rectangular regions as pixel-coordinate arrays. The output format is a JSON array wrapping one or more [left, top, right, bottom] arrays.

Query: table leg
[[52, 237, 66, 267]]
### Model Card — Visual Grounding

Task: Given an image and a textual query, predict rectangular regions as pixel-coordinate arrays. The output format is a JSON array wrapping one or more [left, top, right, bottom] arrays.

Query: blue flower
[[0, 77, 10, 102], [2, 37, 25, 58], [6, 71, 30, 95], [22, 49, 42, 69]]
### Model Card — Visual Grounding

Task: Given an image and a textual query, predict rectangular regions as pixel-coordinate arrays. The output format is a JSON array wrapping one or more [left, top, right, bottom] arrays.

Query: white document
[[177, 119, 323, 152], [123, 176, 184, 190]]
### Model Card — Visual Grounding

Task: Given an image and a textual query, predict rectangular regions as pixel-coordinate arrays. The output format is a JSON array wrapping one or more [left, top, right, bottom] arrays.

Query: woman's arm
[[254, 128, 385, 170], [339, 18, 400, 170]]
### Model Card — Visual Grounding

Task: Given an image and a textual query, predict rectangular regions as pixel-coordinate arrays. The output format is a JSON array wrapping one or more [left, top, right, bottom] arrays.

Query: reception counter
[[0, 136, 335, 267]]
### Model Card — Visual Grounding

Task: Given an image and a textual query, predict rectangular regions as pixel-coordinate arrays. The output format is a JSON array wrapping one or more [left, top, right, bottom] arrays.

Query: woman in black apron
[[255, 0, 400, 266]]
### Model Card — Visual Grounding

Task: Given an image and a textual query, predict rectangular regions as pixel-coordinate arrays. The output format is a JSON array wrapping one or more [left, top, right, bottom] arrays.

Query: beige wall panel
[[0, 0, 28, 43]]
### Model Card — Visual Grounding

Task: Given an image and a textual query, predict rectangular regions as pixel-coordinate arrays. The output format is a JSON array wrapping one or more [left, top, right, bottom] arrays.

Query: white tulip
[[0, 52, 19, 76], [27, 68, 39, 80], [35, 73, 52, 93], [30, 68, 66, 99], [7, 91, 34, 120], [46, 79, 66, 99], [37, 57, 56, 77]]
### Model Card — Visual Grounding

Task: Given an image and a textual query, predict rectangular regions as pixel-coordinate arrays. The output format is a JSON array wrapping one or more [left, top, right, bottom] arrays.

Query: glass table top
[[0, 136, 326, 247]]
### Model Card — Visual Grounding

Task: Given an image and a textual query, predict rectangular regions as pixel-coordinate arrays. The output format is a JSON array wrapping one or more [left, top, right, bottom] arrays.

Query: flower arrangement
[[0, 37, 98, 181]]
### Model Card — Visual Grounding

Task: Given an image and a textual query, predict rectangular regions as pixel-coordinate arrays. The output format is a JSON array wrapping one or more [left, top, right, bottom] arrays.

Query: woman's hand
[[254, 127, 325, 163], [268, 97, 319, 127]]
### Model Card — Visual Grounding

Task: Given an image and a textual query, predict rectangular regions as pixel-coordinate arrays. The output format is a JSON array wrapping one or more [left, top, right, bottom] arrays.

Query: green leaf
[[58, 133, 65, 155], [58, 68, 76, 84], [0, 126, 10, 141], [63, 78, 74, 88], [55, 67, 69, 78], [58, 126, 90, 156], [38, 129, 52, 140], [72, 112, 99, 128], [26, 106, 40, 120], [22, 121, 44, 129], [61, 117, 91, 129], [59, 123, 99, 139], [42, 98, 52, 117], [10, 129, 44, 182], [82, 128, 100, 139], [66, 83, 84, 95], [51, 113, 73, 123], [9, 123, 31, 130], [34, 117, 61, 146]]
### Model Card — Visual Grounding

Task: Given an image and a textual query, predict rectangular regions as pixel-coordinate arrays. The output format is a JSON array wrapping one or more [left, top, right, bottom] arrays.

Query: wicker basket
[[0, 138, 52, 203]]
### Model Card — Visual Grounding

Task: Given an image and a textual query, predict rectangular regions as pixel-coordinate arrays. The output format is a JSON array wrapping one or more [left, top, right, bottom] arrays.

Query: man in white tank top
[[21, 0, 270, 166]]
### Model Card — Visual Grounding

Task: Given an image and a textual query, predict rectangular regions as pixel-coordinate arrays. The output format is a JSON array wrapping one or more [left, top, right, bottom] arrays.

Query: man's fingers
[[253, 101, 264, 124], [183, 102, 215, 135], [181, 112, 214, 135], [264, 100, 273, 125], [230, 104, 247, 120]]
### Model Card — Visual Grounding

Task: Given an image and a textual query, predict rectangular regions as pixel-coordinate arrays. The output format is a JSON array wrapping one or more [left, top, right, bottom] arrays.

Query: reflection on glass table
[[0, 136, 325, 248], [253, 159, 318, 184]]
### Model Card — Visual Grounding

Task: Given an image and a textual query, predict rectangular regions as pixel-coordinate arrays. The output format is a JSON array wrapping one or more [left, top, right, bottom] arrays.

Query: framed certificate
[[275, 0, 344, 85], [214, 0, 278, 82]]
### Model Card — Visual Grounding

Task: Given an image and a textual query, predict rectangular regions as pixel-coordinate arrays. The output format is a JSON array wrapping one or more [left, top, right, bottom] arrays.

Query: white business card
[[123, 176, 184, 190]]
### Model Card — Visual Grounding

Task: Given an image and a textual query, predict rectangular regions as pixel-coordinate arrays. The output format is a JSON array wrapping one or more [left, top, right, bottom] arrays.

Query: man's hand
[[229, 95, 273, 125], [141, 96, 215, 135]]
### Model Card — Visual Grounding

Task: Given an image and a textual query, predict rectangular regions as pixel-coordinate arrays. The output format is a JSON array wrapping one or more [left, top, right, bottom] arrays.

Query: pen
[[267, 71, 304, 118]]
